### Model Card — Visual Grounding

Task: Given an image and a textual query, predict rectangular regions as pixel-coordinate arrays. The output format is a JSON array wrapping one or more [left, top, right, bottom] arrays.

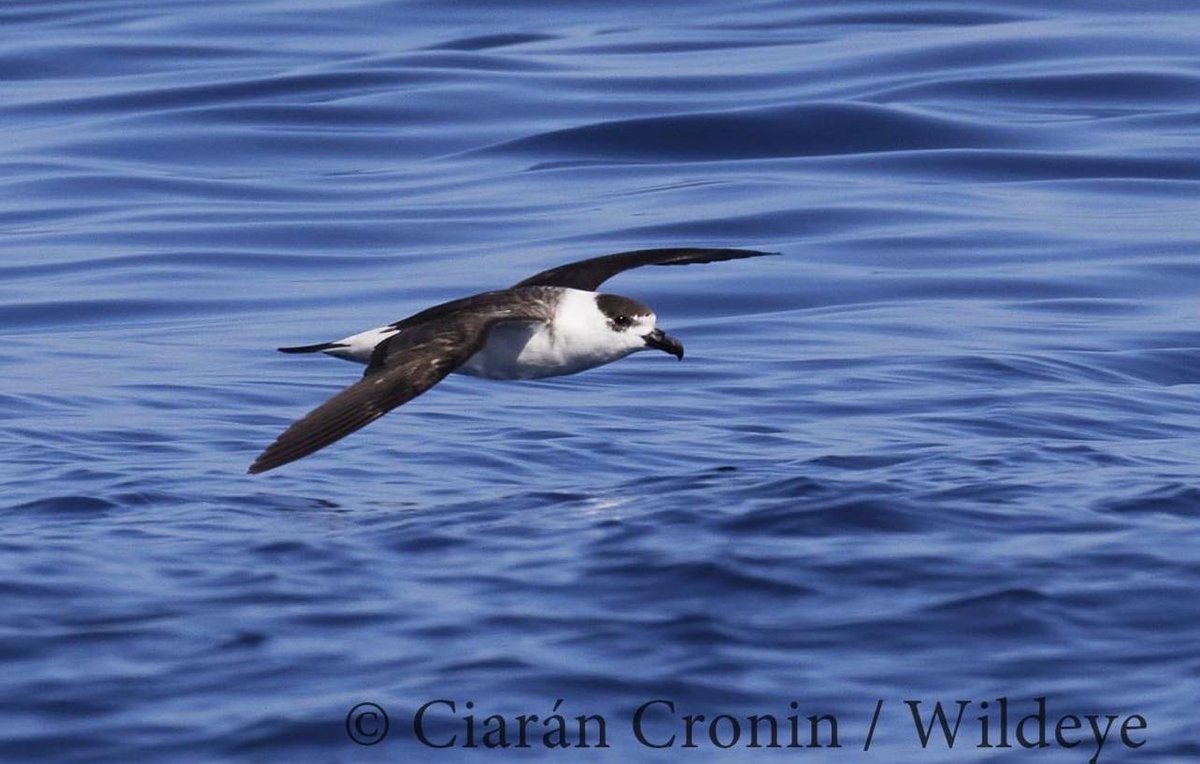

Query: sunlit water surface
[[3, 1, 1199, 761]]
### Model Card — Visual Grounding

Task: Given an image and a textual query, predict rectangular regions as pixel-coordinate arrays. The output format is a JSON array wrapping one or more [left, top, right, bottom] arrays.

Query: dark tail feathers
[[277, 342, 347, 354]]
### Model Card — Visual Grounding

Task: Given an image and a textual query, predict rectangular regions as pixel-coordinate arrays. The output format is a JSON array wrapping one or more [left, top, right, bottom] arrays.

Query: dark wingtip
[[651, 248, 780, 264], [248, 446, 294, 474]]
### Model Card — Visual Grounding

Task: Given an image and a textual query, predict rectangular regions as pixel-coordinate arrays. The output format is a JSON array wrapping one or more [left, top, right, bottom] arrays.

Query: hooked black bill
[[644, 328, 684, 360]]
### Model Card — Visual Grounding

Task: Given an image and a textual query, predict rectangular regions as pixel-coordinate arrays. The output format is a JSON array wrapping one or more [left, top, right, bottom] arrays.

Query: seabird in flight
[[249, 247, 775, 473]]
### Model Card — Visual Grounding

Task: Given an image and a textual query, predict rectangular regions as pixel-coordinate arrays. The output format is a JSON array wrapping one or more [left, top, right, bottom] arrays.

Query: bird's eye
[[614, 315, 631, 328]]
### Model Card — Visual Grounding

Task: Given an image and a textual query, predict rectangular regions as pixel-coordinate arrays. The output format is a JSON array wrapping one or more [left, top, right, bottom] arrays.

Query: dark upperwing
[[514, 247, 777, 292], [249, 290, 555, 473], [378, 249, 775, 332]]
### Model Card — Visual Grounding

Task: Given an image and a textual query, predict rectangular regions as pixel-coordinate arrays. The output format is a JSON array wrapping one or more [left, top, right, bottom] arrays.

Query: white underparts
[[319, 289, 656, 380], [459, 289, 656, 380]]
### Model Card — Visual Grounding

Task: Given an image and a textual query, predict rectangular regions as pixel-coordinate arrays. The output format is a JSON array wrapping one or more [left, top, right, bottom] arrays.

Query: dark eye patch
[[595, 293, 652, 331]]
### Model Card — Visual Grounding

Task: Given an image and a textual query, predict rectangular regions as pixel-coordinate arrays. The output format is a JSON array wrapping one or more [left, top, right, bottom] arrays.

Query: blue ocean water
[[3, 1, 1199, 761]]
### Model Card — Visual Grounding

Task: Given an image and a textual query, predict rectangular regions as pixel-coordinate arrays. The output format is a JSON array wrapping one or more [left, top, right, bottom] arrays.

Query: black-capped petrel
[[249, 247, 775, 473]]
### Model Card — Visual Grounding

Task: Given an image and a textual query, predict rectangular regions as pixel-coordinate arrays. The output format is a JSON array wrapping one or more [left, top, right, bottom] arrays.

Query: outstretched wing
[[515, 247, 777, 291], [248, 290, 555, 474]]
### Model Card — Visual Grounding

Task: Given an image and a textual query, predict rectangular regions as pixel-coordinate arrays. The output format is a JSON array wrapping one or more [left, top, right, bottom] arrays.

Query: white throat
[[457, 288, 650, 380]]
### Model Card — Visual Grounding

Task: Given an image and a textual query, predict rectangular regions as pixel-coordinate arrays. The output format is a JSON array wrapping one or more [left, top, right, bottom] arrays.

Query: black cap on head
[[595, 293, 652, 330]]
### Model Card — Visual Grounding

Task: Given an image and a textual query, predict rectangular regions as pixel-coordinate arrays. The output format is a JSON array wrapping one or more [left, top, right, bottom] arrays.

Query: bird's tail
[[277, 341, 348, 354]]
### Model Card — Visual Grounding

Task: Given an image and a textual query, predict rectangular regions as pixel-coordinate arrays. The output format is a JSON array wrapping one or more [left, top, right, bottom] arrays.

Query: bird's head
[[594, 293, 684, 360]]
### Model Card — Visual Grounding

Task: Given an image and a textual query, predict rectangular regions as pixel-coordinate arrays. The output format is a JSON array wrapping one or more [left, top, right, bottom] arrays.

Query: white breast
[[456, 289, 641, 380]]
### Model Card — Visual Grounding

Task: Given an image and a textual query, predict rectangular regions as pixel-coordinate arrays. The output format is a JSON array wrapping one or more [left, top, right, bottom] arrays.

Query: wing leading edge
[[249, 290, 555, 473], [515, 247, 777, 291]]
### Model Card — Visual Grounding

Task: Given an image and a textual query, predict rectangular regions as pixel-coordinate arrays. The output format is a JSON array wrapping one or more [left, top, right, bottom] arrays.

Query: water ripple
[[2, 2, 1198, 762], [492, 102, 1021, 161]]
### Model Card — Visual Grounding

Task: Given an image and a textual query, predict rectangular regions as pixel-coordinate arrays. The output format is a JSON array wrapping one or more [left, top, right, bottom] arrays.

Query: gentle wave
[[3, 1, 1199, 762]]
